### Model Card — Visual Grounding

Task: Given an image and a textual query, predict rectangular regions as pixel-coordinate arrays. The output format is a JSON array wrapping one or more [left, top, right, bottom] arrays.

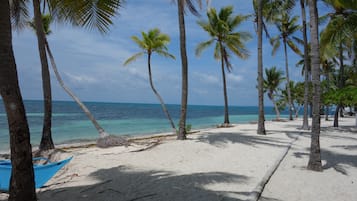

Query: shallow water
[[0, 100, 290, 151]]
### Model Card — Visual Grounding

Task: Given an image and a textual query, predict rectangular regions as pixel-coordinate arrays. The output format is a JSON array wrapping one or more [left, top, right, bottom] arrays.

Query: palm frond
[[123, 52, 145, 66], [156, 50, 176, 60], [195, 39, 215, 56], [10, 0, 30, 30]]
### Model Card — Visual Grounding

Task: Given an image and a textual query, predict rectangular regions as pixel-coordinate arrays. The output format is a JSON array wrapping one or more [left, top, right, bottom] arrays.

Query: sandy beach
[[1, 117, 356, 201]]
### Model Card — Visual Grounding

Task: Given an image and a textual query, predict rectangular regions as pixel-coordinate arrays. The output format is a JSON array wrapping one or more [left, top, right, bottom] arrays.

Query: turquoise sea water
[[0, 100, 290, 151]]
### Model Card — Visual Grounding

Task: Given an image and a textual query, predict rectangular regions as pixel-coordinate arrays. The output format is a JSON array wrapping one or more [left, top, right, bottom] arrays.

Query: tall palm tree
[[270, 5, 301, 120], [307, 0, 322, 171], [196, 6, 252, 125], [0, 1, 36, 200], [124, 28, 176, 133], [32, 0, 54, 150], [176, 0, 202, 140], [255, 0, 266, 134], [300, 0, 310, 130], [264, 66, 285, 120]]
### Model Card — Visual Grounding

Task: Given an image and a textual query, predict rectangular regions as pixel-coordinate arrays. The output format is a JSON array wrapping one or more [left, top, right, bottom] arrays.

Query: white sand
[[1, 117, 356, 201], [260, 117, 357, 201]]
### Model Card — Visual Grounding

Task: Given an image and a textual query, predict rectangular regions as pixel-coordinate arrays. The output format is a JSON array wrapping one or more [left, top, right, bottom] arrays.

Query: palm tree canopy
[[10, 0, 124, 33], [124, 28, 175, 66], [196, 6, 252, 71], [264, 66, 285, 96], [270, 14, 302, 56], [28, 14, 53, 35]]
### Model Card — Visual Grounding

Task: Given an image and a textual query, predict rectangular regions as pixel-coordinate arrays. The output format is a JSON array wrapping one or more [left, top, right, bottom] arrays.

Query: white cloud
[[227, 73, 243, 83]]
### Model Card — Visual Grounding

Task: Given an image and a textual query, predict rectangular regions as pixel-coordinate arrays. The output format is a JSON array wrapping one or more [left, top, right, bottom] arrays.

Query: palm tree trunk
[[334, 44, 345, 127], [307, 0, 322, 171], [220, 44, 230, 125], [333, 105, 340, 127], [33, 0, 54, 150], [44, 40, 109, 138], [300, 0, 309, 129], [283, 38, 293, 120], [271, 98, 281, 120], [325, 70, 330, 121], [0, 1, 36, 200], [147, 53, 176, 133], [177, 0, 188, 140], [257, 0, 266, 135]]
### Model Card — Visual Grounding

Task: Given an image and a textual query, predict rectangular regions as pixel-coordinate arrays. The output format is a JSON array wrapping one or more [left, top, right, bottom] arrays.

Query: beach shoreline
[[1, 117, 356, 201]]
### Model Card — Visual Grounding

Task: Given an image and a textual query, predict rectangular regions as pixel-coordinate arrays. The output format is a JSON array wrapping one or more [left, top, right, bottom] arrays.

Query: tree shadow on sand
[[38, 165, 252, 201], [293, 149, 357, 175], [197, 131, 296, 149]]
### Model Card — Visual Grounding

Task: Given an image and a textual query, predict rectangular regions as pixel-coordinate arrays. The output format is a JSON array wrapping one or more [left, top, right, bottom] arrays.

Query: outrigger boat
[[0, 156, 72, 191]]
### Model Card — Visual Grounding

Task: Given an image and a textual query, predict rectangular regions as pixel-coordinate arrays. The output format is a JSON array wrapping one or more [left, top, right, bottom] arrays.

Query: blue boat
[[0, 156, 72, 191]]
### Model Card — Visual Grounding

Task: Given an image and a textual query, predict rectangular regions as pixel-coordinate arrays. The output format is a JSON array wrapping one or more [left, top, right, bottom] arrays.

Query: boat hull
[[0, 157, 72, 191]]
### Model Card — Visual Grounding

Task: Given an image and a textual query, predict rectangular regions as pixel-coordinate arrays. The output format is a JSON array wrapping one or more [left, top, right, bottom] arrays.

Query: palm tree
[[32, 0, 54, 150], [300, 0, 310, 130], [0, 1, 36, 200], [270, 4, 301, 120], [176, 0, 202, 140], [13, 0, 125, 148], [307, 0, 322, 171], [320, 0, 357, 127], [255, 0, 266, 134], [196, 6, 252, 126], [124, 28, 176, 133], [264, 66, 285, 120]]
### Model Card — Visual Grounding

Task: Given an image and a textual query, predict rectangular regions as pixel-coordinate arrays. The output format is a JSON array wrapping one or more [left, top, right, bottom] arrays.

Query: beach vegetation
[[320, 0, 357, 127], [196, 6, 252, 126], [124, 28, 177, 133]]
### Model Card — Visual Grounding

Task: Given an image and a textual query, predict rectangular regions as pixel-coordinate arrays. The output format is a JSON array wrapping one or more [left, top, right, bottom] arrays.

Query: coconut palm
[[196, 6, 252, 125], [264, 66, 285, 120], [0, 1, 36, 200], [32, 0, 54, 150], [320, 0, 357, 127], [252, 0, 294, 134], [12, 0, 125, 149], [307, 0, 322, 171], [270, 3, 301, 120], [124, 28, 176, 133], [300, 0, 310, 130], [253, 0, 266, 134], [176, 0, 203, 140]]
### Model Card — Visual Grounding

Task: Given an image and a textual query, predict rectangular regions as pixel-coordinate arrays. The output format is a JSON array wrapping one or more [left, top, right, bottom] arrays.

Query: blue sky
[[12, 0, 329, 106]]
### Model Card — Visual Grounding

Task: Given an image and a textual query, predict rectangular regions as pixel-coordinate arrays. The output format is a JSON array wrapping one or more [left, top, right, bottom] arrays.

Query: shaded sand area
[[260, 117, 357, 201], [1, 117, 356, 201]]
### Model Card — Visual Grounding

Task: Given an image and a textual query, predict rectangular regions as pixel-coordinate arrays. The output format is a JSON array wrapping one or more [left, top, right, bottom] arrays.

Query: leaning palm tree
[[13, 0, 126, 148], [196, 6, 252, 126], [307, 0, 322, 171], [264, 66, 285, 120], [1, 1, 36, 200], [270, 5, 301, 120], [124, 29, 176, 133]]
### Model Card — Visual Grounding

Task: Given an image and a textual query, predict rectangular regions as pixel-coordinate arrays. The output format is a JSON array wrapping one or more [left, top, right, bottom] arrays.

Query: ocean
[[0, 100, 290, 151]]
